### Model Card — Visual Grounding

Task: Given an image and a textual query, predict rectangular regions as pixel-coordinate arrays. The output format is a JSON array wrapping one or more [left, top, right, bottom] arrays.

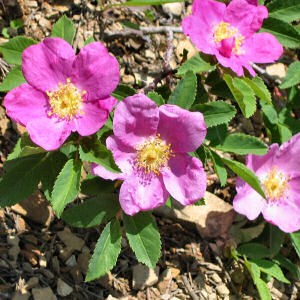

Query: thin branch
[[181, 274, 199, 300], [250, 63, 282, 85]]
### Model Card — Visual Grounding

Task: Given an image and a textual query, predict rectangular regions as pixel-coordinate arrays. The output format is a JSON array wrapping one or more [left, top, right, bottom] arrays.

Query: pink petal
[[274, 133, 300, 175], [157, 105, 206, 153], [4, 83, 47, 127], [215, 53, 245, 76], [224, 0, 268, 37], [106, 136, 136, 175], [99, 96, 118, 112], [246, 144, 279, 176], [91, 163, 124, 181], [262, 202, 300, 233], [119, 174, 169, 216], [162, 153, 206, 205], [74, 101, 109, 136], [22, 38, 75, 92], [26, 116, 72, 151], [233, 183, 265, 220], [71, 42, 119, 101], [244, 33, 283, 63], [218, 36, 235, 58], [113, 94, 159, 148]]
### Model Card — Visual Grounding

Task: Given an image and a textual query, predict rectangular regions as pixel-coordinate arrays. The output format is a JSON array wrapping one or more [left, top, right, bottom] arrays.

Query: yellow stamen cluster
[[213, 21, 245, 55], [46, 78, 86, 120], [262, 166, 290, 201], [135, 134, 174, 175]]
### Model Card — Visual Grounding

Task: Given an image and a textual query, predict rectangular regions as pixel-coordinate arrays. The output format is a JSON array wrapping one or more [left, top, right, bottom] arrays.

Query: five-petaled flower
[[4, 37, 119, 151], [92, 94, 207, 216], [233, 133, 300, 233], [182, 0, 283, 76]]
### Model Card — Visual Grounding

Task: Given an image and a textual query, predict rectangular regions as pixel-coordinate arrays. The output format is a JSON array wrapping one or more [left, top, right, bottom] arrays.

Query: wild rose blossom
[[92, 94, 207, 216], [182, 0, 283, 76], [233, 133, 300, 233], [4, 37, 119, 151]]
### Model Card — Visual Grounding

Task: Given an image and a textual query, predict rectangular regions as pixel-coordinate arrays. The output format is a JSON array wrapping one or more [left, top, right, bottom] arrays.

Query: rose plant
[[0, 1, 300, 298]]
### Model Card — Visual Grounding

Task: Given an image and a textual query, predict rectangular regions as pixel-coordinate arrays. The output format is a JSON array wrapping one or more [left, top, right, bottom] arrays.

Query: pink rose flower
[[233, 133, 300, 233], [92, 94, 207, 215], [4, 37, 119, 151], [182, 0, 283, 76]]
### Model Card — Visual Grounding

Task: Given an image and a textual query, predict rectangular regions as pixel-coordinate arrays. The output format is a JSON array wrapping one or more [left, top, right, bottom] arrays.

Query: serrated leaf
[[0, 36, 37, 65], [208, 149, 227, 186], [222, 158, 266, 199], [62, 194, 120, 228], [237, 243, 270, 259], [147, 92, 164, 106], [228, 75, 256, 117], [269, 224, 285, 256], [79, 139, 121, 174], [81, 175, 115, 196], [193, 198, 205, 206], [111, 84, 136, 101], [0, 66, 26, 92], [0, 153, 47, 207], [193, 101, 236, 127], [85, 218, 122, 282], [168, 71, 197, 109], [251, 259, 290, 283], [123, 211, 161, 269], [115, 0, 184, 6], [40, 151, 68, 201], [51, 159, 82, 217], [243, 76, 272, 105], [290, 230, 300, 259], [260, 101, 278, 125], [50, 15, 75, 45], [261, 17, 300, 49], [216, 133, 268, 155], [206, 124, 228, 146], [267, 0, 300, 23], [177, 53, 216, 76], [279, 61, 300, 89], [273, 254, 300, 280]]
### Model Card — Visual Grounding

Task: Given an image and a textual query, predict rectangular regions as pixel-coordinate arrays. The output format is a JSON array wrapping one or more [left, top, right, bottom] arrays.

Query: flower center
[[46, 78, 86, 120], [213, 21, 245, 55], [262, 166, 290, 201], [135, 134, 174, 175]]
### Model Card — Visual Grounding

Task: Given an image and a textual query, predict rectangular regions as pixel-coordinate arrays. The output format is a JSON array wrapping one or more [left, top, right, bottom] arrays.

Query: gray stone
[[57, 278, 73, 297], [32, 287, 57, 300], [132, 264, 159, 290]]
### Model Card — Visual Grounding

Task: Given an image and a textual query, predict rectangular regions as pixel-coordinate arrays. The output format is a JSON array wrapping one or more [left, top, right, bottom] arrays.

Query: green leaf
[[256, 278, 272, 300], [269, 224, 285, 256], [10, 19, 23, 29], [79, 139, 121, 174], [193, 101, 236, 127], [123, 211, 161, 269], [206, 124, 228, 146], [273, 254, 300, 280], [147, 92, 164, 106], [81, 175, 115, 196], [224, 74, 256, 117], [243, 77, 272, 105], [168, 71, 197, 109], [245, 260, 261, 285], [251, 259, 290, 283], [208, 149, 227, 186], [0, 153, 47, 207], [62, 194, 120, 228], [216, 133, 268, 155], [290, 230, 300, 259], [40, 151, 68, 201], [111, 84, 136, 101], [237, 243, 270, 259], [261, 17, 300, 49], [84, 36, 95, 46], [193, 198, 205, 206], [6, 138, 22, 161], [230, 222, 266, 245], [267, 0, 300, 23], [222, 158, 266, 199], [50, 15, 75, 45], [279, 61, 300, 89], [177, 53, 216, 76], [51, 159, 82, 217], [0, 36, 37, 65], [278, 124, 292, 143], [261, 101, 278, 125], [85, 218, 122, 282], [115, 0, 184, 6]]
